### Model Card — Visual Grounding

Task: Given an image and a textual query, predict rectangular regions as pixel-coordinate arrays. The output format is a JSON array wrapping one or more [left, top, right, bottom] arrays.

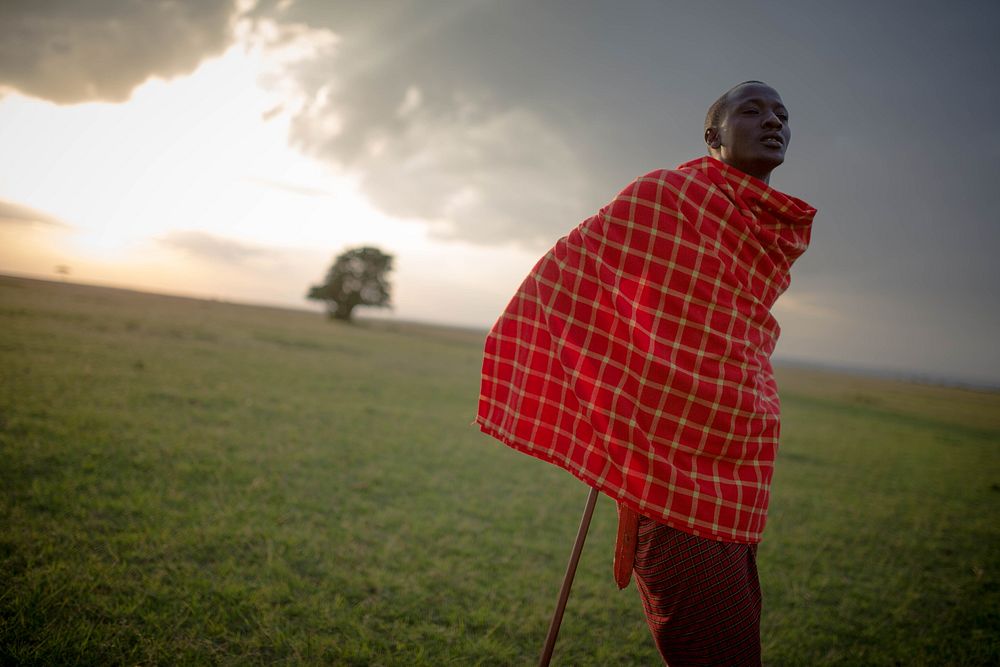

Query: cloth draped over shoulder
[[476, 156, 816, 543]]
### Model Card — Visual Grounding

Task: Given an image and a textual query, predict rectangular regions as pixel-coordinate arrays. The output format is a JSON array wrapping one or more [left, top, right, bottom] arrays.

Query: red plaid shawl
[[477, 156, 816, 543]]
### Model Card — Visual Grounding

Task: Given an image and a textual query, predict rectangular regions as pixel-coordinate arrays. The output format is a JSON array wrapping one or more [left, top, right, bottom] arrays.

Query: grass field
[[1, 274, 998, 665]]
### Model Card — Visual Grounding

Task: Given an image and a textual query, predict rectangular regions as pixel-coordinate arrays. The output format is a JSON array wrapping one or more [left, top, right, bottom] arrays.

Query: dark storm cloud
[[0, 199, 68, 228], [0, 0, 240, 104], [269, 0, 1000, 268], [159, 231, 276, 265], [282, 1, 598, 247], [277, 0, 740, 247]]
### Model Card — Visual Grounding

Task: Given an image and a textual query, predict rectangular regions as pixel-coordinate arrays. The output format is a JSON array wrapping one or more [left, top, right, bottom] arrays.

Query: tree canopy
[[307, 246, 393, 321]]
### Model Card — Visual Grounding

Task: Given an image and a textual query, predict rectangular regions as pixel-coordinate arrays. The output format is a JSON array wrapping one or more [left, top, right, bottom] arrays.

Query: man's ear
[[705, 127, 721, 149]]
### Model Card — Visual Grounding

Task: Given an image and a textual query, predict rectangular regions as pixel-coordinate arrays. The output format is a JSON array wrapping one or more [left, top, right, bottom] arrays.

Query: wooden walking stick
[[538, 486, 600, 667]]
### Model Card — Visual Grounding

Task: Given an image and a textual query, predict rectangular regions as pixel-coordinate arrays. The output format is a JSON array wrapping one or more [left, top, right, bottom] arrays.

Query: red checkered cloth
[[477, 156, 816, 543]]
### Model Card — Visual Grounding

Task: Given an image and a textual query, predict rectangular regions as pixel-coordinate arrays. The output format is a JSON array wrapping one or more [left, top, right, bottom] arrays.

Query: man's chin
[[757, 149, 786, 166]]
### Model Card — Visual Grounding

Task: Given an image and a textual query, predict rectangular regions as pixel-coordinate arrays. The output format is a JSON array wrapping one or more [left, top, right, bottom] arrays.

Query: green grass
[[1, 274, 998, 665]]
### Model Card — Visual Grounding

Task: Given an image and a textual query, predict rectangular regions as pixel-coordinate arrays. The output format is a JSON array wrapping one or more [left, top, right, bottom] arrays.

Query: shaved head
[[704, 81, 768, 132]]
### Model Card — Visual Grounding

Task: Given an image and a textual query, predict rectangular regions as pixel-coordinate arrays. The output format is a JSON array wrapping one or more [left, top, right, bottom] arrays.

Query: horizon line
[[3, 270, 998, 393]]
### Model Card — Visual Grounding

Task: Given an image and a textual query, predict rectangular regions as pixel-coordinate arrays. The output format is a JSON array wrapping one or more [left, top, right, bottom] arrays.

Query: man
[[477, 81, 816, 665]]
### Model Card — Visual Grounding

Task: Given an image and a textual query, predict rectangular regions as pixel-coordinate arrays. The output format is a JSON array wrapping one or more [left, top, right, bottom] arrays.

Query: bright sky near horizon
[[1, 1, 998, 385]]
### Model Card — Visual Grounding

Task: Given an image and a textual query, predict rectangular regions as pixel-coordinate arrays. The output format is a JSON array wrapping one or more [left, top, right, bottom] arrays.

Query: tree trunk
[[330, 300, 355, 321]]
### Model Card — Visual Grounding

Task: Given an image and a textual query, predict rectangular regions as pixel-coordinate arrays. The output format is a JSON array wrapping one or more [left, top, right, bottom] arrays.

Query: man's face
[[706, 83, 790, 183]]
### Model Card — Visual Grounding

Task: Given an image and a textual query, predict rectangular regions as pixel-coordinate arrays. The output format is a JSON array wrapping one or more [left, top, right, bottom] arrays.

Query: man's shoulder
[[613, 160, 712, 204], [633, 165, 688, 184]]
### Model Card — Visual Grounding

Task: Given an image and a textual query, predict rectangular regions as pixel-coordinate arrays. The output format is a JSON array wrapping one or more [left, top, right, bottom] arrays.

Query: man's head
[[704, 81, 790, 184]]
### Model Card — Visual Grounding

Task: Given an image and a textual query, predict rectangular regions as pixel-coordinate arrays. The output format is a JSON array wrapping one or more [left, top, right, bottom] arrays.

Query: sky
[[1, 0, 998, 385]]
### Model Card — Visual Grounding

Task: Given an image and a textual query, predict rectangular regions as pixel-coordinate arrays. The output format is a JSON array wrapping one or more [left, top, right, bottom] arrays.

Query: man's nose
[[762, 112, 783, 128]]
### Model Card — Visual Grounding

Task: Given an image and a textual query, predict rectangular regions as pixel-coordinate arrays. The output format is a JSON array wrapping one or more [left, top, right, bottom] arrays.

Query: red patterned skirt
[[632, 515, 762, 666]]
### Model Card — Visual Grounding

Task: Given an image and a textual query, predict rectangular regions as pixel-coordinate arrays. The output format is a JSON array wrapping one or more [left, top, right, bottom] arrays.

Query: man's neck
[[708, 153, 773, 184]]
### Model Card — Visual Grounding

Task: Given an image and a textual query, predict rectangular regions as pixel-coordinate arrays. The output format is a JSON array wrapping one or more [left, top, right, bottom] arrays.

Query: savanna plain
[[1, 275, 998, 666]]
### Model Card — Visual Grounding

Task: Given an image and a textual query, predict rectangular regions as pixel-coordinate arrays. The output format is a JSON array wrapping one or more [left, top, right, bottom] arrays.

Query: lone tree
[[307, 246, 394, 321]]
